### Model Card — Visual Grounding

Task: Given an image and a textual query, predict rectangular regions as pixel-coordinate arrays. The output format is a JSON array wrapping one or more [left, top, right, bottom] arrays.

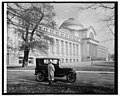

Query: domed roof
[[60, 18, 84, 30]]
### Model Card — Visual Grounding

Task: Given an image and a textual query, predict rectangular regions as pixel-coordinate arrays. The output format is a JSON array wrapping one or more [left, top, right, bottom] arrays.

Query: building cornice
[[82, 38, 99, 43]]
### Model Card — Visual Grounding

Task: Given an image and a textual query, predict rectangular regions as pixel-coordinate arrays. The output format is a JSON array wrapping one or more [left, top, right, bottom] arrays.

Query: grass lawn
[[7, 61, 115, 94], [7, 83, 114, 94]]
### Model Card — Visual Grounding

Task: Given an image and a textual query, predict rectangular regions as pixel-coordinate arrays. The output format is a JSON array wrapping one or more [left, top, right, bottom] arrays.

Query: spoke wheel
[[36, 72, 45, 82], [66, 73, 76, 83]]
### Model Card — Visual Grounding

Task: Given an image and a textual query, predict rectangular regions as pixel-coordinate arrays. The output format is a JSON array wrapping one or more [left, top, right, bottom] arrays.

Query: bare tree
[[7, 3, 56, 67], [78, 3, 115, 39]]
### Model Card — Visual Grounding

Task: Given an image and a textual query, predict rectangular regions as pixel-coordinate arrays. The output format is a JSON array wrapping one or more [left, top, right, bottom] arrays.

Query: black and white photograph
[[2, 1, 117, 94]]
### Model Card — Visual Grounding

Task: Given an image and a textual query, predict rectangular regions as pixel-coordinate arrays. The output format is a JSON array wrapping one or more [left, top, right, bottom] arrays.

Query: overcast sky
[[53, 3, 114, 54]]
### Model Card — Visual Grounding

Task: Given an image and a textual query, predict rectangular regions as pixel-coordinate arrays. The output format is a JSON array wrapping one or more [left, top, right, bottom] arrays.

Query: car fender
[[35, 70, 46, 75], [67, 70, 76, 75]]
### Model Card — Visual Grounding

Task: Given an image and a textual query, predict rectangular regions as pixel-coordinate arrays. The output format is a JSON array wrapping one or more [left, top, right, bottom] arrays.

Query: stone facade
[[7, 18, 109, 66]]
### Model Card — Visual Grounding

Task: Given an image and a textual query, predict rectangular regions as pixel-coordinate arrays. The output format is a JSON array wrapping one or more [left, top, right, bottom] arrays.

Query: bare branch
[[99, 3, 115, 9], [107, 24, 114, 36], [78, 3, 115, 37], [30, 13, 44, 42]]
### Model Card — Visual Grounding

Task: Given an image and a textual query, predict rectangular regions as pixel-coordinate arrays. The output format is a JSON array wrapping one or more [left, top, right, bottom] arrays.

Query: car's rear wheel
[[36, 72, 45, 82], [66, 73, 76, 83]]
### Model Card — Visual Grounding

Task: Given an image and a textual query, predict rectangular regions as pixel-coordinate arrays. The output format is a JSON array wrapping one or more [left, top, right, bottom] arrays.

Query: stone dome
[[60, 18, 84, 30]]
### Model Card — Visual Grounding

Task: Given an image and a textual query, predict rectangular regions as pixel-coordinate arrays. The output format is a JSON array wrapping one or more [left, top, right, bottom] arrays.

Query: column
[[89, 43, 91, 57], [87, 43, 89, 57], [61, 40, 64, 56], [70, 42, 72, 56], [72, 43, 73, 57], [54, 39, 56, 56], [92, 44, 94, 57], [73, 43, 74, 57], [96, 45, 98, 57], [93, 44, 95, 57], [71, 43, 73, 57], [94, 45, 95, 57], [48, 42, 51, 56], [79, 43, 81, 61], [94, 45, 96, 57], [59, 39, 61, 56], [76, 44, 78, 57], [51, 38, 54, 56], [73, 43, 75, 57], [68, 42, 70, 56], [65, 41, 68, 56], [63, 41, 65, 56], [56, 39, 59, 56]]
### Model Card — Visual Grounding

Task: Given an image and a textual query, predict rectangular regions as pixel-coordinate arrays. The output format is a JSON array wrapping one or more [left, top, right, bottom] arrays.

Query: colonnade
[[49, 38, 80, 57]]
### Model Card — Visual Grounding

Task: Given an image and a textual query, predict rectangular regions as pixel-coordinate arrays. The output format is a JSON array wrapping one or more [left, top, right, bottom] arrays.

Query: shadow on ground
[[7, 75, 115, 94], [7, 80, 114, 94]]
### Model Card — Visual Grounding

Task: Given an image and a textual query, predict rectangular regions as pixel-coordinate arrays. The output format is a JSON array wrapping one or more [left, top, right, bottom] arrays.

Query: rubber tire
[[36, 72, 45, 82], [66, 73, 76, 83]]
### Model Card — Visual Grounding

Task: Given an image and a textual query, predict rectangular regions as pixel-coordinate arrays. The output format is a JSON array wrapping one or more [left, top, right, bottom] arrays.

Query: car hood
[[59, 65, 73, 70]]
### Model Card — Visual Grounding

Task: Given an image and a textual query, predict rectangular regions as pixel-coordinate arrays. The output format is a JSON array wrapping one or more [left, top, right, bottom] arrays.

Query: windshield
[[44, 59, 59, 65], [52, 59, 58, 64], [59, 59, 63, 68]]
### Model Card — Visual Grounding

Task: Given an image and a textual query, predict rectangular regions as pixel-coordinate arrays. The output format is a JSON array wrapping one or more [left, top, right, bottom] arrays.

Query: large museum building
[[7, 18, 108, 66]]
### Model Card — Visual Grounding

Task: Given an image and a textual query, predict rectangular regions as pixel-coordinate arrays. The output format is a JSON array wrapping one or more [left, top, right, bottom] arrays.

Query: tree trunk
[[22, 47, 30, 67]]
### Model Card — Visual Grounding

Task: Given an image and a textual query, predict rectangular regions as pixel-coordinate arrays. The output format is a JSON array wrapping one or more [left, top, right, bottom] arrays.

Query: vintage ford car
[[35, 58, 76, 83]]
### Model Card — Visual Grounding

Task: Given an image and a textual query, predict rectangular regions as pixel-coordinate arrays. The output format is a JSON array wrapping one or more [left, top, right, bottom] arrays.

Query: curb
[[7, 70, 114, 74]]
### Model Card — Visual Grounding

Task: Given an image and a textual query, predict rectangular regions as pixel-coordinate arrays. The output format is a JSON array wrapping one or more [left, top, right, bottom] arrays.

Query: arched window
[[89, 32, 94, 39]]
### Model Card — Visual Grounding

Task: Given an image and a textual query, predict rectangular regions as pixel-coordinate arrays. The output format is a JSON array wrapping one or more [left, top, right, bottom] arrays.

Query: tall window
[[19, 57, 23, 64], [61, 40, 64, 56], [69, 43, 72, 56], [29, 57, 34, 64], [56, 39, 59, 55], [51, 44, 54, 55], [65, 42, 68, 55], [76, 44, 78, 56], [73, 43, 75, 56], [49, 39, 54, 55], [49, 45, 52, 55]]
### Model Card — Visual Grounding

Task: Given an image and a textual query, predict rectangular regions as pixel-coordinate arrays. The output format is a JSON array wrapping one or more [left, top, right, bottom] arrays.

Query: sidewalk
[[62, 62, 91, 67], [7, 61, 92, 68], [7, 66, 35, 70], [7, 70, 114, 74], [61, 61, 114, 67], [7, 61, 92, 69], [7, 61, 114, 72]]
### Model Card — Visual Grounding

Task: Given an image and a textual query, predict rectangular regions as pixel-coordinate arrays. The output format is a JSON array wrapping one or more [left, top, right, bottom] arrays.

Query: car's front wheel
[[36, 72, 45, 82], [66, 73, 76, 83]]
